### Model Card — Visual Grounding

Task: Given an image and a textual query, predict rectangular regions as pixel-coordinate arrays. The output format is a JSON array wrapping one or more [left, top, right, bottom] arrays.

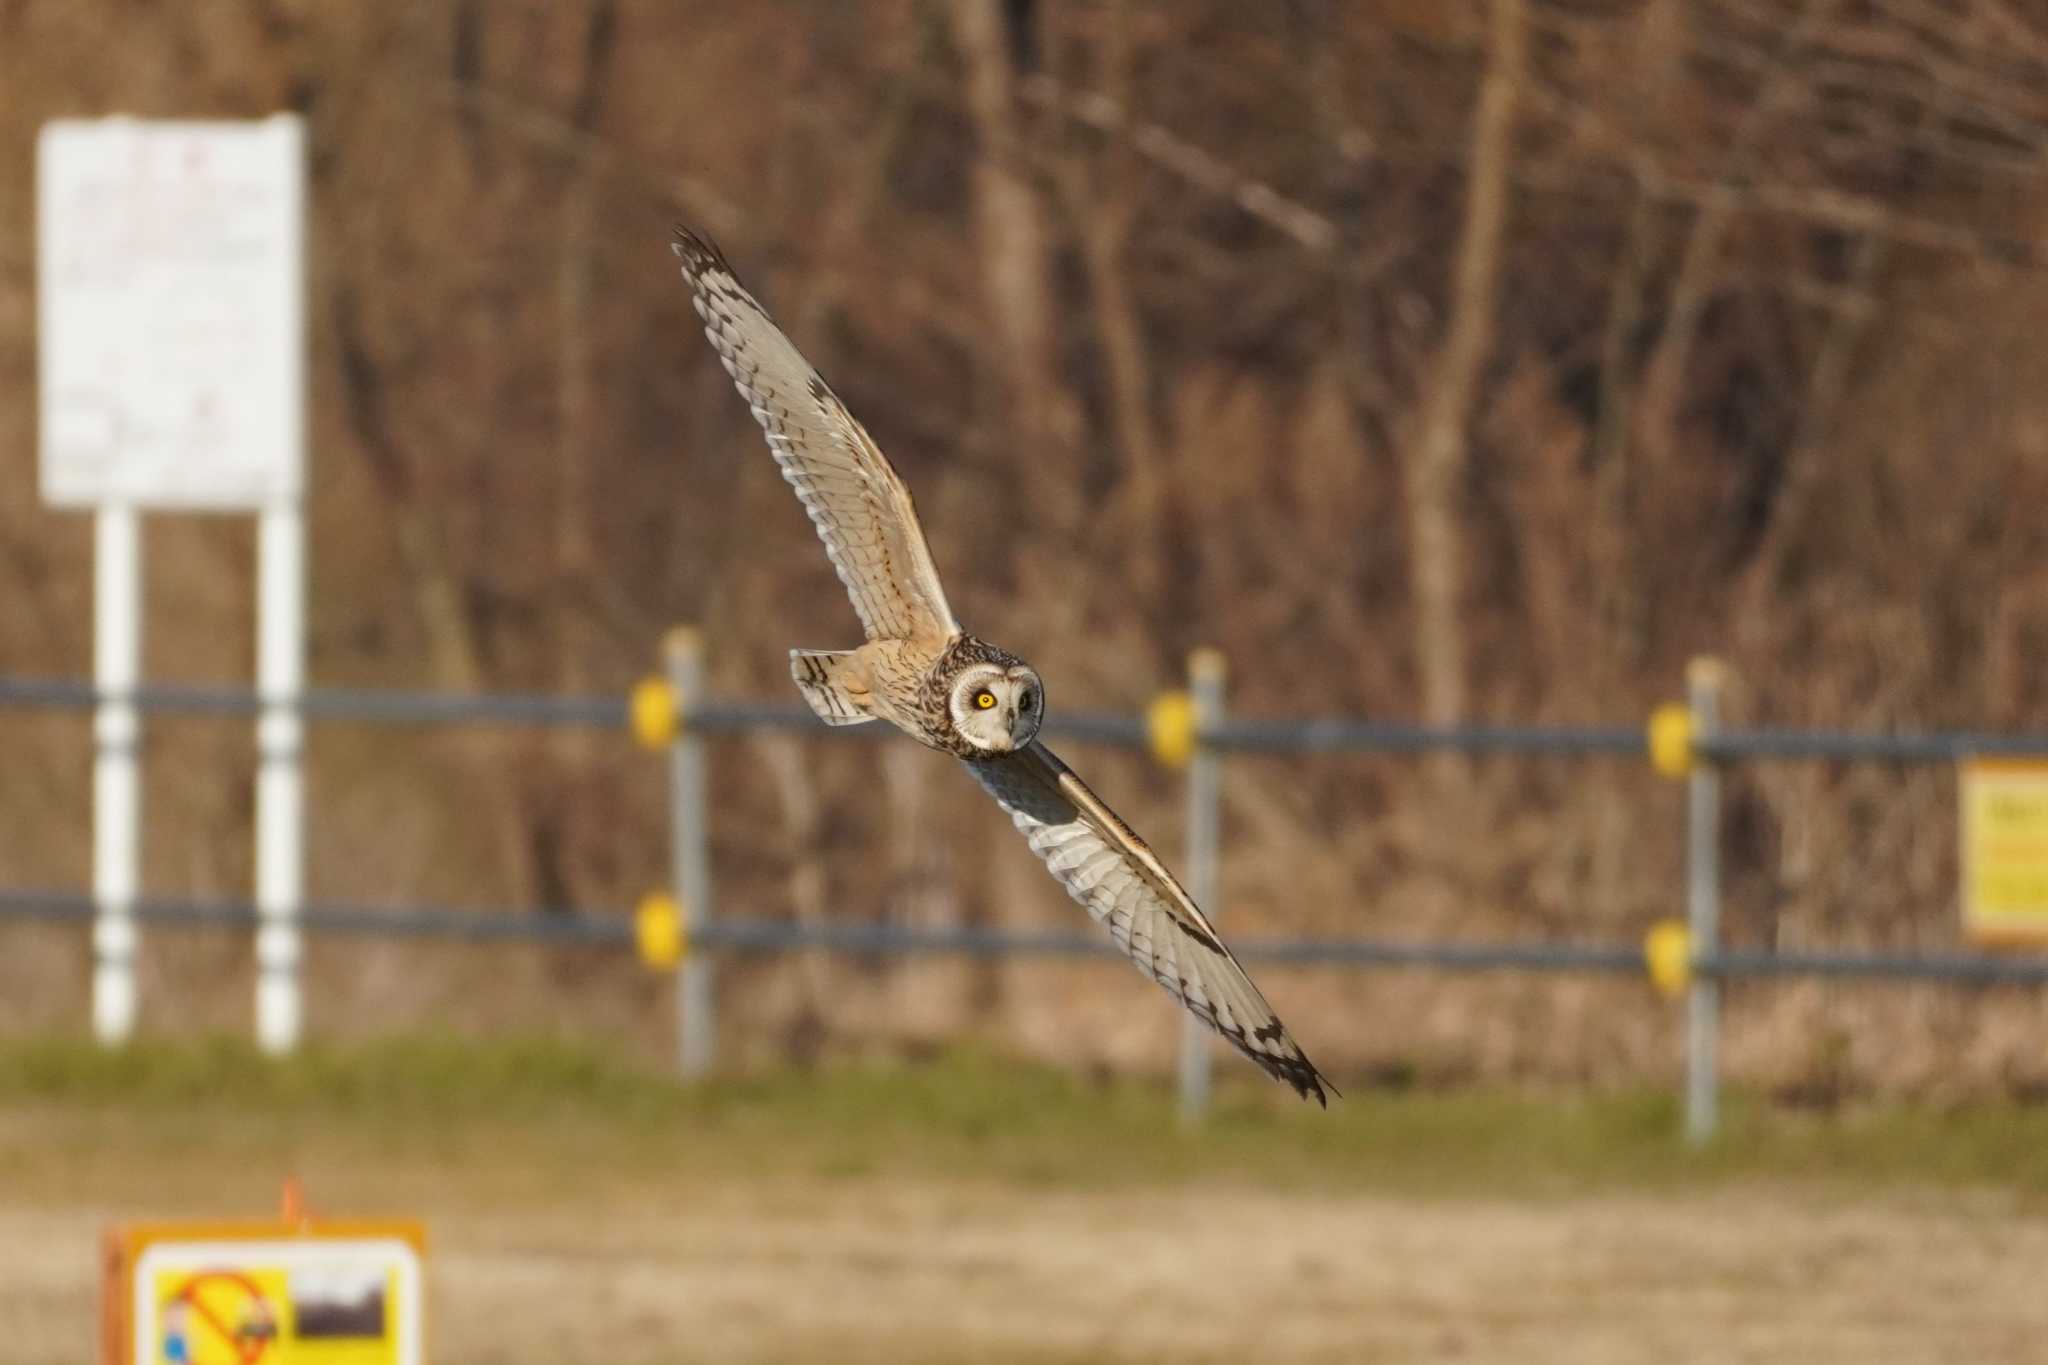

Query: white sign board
[[38, 115, 304, 509]]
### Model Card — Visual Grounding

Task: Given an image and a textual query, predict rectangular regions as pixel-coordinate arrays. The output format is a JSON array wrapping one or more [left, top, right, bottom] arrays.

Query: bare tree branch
[[435, 77, 743, 229], [1019, 73, 1340, 251], [1404, 0, 1526, 733]]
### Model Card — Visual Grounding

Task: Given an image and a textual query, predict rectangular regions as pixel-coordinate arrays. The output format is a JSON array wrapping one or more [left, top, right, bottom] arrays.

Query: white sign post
[[90, 506, 142, 1044], [39, 114, 307, 1052]]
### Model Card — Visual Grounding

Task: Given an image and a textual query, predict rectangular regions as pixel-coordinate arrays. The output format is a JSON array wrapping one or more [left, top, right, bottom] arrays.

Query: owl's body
[[673, 226, 1335, 1105], [792, 634, 1037, 760]]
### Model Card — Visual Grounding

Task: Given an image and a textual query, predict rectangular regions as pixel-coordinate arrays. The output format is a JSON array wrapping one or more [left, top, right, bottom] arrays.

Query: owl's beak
[[1007, 702, 1041, 748]]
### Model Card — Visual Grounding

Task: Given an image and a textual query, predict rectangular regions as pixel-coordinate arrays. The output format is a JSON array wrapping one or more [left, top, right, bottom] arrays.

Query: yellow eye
[[974, 690, 996, 710]]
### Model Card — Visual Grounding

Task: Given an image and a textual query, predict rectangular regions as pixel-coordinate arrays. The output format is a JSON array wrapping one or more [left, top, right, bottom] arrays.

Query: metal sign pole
[[254, 502, 306, 1054], [91, 504, 143, 1045], [254, 117, 307, 1054]]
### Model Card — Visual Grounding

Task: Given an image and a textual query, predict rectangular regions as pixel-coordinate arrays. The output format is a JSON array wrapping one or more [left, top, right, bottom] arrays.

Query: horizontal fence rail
[[0, 889, 635, 946], [1205, 718, 1649, 756], [18, 674, 2048, 761], [1700, 947, 2048, 986], [1700, 729, 2048, 763], [19, 888, 2048, 982], [0, 889, 1650, 969], [0, 676, 632, 728], [7, 645, 2048, 1139]]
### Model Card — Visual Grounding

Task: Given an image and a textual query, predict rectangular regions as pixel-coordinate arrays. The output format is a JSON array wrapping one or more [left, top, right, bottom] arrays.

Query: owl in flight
[[673, 227, 1331, 1104]]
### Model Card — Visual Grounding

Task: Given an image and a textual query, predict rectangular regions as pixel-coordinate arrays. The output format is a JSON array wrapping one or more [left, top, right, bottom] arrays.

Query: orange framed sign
[[1960, 758, 2048, 946], [103, 1219, 425, 1365]]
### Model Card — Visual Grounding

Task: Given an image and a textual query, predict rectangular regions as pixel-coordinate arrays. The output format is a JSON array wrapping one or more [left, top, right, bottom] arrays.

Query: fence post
[[668, 627, 716, 1079], [1178, 647, 1227, 1123], [1684, 657, 1725, 1145]]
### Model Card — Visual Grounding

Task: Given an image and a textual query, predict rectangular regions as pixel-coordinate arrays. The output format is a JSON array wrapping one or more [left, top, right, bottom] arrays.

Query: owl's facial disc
[[1005, 664, 1045, 749], [950, 664, 1044, 755]]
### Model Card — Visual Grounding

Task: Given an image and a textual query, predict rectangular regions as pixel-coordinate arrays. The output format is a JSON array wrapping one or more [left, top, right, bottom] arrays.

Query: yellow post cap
[[1647, 702, 1694, 778], [1685, 655, 1730, 692], [1644, 919, 1692, 998], [1148, 690, 1196, 769], [635, 892, 685, 969], [631, 677, 680, 751], [664, 624, 704, 662]]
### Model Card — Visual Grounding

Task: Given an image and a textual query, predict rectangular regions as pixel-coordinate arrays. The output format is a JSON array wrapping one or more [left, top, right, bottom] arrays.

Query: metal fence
[[6, 638, 2048, 1139]]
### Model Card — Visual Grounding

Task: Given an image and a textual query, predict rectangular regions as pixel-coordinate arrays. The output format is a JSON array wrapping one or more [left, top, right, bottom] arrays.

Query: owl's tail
[[789, 649, 876, 726]]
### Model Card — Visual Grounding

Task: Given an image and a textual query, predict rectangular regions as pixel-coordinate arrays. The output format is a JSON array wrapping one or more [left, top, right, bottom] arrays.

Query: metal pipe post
[[254, 503, 306, 1054], [92, 505, 143, 1045], [1684, 658, 1725, 1145], [668, 628, 716, 1078], [1178, 648, 1227, 1122]]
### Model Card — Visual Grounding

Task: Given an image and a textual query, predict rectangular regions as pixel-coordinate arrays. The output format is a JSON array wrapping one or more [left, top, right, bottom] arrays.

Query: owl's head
[[947, 661, 1045, 755]]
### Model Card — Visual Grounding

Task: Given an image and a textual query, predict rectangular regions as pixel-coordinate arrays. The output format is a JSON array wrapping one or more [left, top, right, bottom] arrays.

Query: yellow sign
[[1960, 759, 2048, 945], [105, 1221, 424, 1365]]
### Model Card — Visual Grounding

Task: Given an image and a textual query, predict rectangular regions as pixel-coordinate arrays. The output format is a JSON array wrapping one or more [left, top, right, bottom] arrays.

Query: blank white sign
[[38, 115, 304, 509]]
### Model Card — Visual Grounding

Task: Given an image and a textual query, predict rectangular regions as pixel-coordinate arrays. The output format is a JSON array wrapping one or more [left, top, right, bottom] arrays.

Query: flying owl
[[672, 227, 1332, 1104]]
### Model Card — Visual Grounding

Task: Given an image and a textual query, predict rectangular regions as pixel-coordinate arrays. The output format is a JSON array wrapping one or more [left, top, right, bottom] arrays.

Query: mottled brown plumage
[[672, 225, 1333, 1104]]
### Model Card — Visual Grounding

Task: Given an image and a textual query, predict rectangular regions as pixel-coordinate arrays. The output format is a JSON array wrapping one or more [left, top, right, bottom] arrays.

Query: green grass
[[3, 1033, 2046, 1200]]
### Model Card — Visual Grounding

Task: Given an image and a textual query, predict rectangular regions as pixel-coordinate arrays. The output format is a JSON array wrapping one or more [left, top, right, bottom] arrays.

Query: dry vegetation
[[4, 0, 2048, 1093]]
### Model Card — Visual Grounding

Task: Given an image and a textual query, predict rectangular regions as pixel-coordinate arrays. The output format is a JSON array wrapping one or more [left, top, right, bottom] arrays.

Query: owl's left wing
[[967, 743, 1333, 1104], [672, 226, 958, 648]]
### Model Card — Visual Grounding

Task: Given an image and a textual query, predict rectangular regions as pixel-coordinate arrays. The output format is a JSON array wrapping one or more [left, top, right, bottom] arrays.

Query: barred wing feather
[[672, 226, 957, 647], [967, 744, 1332, 1104]]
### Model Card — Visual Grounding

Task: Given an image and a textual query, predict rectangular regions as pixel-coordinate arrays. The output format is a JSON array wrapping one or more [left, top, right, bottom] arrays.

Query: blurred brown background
[[4, 0, 2048, 1095]]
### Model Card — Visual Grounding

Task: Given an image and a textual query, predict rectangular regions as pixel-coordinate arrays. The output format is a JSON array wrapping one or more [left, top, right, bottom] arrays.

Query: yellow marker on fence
[[1148, 690, 1197, 770], [630, 677, 679, 751], [1644, 919, 1692, 998], [635, 892, 685, 969], [1647, 702, 1694, 779]]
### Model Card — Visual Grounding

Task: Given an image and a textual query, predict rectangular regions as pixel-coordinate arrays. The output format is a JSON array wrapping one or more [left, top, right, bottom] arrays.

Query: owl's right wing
[[967, 743, 1333, 1104], [672, 226, 958, 647]]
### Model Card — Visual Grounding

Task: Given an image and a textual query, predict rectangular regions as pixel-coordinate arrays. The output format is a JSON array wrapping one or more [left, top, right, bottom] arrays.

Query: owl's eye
[[1020, 689, 1036, 711], [974, 690, 997, 710]]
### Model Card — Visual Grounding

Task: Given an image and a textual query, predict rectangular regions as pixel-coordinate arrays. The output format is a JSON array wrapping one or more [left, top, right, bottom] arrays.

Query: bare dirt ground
[[7, 1153, 2044, 1363]]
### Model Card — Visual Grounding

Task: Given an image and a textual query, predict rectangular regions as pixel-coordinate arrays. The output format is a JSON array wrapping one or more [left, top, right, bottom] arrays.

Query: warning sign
[[1960, 759, 2048, 946], [105, 1221, 423, 1365]]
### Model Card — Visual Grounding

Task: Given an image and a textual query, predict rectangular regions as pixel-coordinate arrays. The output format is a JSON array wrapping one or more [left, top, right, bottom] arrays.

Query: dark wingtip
[[670, 222, 732, 279], [1241, 1018, 1337, 1106], [1276, 1050, 1338, 1107]]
